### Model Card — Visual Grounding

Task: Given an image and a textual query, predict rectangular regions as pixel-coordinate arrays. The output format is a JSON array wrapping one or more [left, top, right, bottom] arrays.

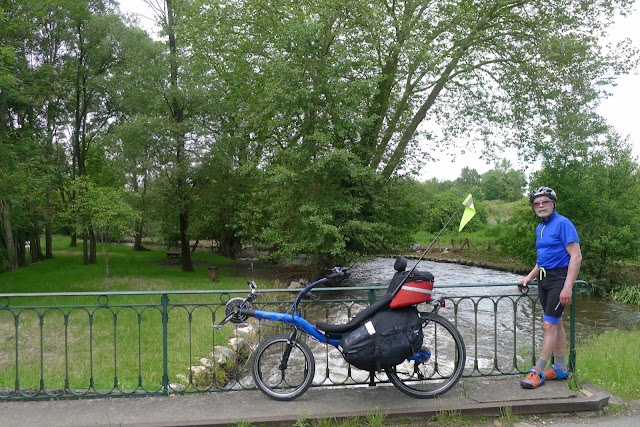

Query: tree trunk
[[179, 210, 194, 272], [45, 226, 53, 259], [166, 0, 194, 273], [102, 238, 110, 292], [29, 231, 44, 263], [82, 234, 90, 265], [16, 234, 26, 267], [0, 201, 19, 271], [89, 228, 97, 264], [45, 187, 53, 259], [133, 218, 149, 251], [132, 175, 149, 251], [218, 232, 242, 260]]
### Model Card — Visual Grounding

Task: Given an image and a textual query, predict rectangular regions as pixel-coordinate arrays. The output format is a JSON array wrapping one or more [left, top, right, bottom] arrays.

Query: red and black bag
[[390, 270, 434, 308], [338, 306, 423, 372]]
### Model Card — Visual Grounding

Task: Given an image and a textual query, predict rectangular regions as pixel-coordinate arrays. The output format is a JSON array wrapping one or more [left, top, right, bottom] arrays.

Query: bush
[[612, 286, 640, 305], [495, 199, 537, 265]]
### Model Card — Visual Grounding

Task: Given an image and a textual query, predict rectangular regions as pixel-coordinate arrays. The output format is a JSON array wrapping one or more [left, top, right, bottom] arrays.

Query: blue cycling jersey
[[536, 212, 579, 269]]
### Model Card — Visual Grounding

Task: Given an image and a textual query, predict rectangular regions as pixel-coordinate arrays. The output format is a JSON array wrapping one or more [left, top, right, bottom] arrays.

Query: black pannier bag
[[338, 306, 423, 372]]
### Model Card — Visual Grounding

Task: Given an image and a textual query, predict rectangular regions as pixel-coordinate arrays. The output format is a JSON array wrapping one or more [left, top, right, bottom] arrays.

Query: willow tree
[[185, 0, 636, 175], [175, 0, 636, 269]]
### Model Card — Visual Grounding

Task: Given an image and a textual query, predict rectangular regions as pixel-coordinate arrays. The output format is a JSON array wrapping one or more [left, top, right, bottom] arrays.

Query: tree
[[71, 180, 139, 290], [0, 0, 70, 270], [68, 6, 135, 264], [93, 21, 164, 253], [250, 150, 423, 276], [139, 0, 217, 272], [182, 0, 636, 178], [500, 134, 640, 290], [480, 160, 526, 201], [533, 137, 640, 290]]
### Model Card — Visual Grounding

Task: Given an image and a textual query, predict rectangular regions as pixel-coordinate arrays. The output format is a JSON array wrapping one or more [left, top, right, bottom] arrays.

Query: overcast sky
[[120, 2, 640, 182]]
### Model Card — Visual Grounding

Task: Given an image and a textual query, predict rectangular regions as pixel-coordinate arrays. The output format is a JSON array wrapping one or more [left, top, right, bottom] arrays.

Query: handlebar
[[325, 267, 351, 284], [215, 266, 351, 329]]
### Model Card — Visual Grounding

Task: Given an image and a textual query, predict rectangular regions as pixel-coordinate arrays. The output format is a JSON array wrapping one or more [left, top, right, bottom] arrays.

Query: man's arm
[[560, 242, 582, 305], [519, 263, 540, 289]]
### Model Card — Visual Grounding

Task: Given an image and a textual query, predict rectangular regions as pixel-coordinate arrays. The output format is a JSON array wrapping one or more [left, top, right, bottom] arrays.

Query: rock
[[190, 365, 207, 375], [212, 345, 236, 364], [198, 357, 215, 368], [236, 326, 253, 336], [169, 383, 186, 393], [229, 337, 246, 351]]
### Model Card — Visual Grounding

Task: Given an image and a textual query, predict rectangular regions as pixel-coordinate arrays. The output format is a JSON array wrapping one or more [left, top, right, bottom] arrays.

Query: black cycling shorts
[[538, 267, 568, 324]]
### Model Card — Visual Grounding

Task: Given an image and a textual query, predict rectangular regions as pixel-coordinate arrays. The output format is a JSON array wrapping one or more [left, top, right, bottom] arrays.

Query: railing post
[[569, 287, 576, 372], [367, 289, 376, 305], [162, 293, 169, 396], [367, 289, 376, 387]]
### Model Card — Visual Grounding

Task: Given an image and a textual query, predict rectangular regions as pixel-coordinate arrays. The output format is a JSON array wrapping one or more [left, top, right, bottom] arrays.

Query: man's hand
[[560, 286, 572, 306], [518, 277, 530, 294]]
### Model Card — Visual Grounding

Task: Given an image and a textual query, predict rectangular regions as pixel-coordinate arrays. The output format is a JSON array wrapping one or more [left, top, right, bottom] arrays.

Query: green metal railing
[[0, 281, 586, 400]]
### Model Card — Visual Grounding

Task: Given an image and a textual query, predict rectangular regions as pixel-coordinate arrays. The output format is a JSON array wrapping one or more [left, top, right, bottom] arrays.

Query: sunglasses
[[532, 200, 554, 207]]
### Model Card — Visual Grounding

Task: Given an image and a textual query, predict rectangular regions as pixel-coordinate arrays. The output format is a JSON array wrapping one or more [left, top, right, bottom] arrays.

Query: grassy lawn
[[576, 328, 640, 401], [0, 235, 245, 294], [0, 236, 258, 393]]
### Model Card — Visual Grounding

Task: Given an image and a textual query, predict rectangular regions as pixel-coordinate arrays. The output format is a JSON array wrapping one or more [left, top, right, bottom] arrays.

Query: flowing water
[[348, 257, 640, 342], [243, 257, 640, 389]]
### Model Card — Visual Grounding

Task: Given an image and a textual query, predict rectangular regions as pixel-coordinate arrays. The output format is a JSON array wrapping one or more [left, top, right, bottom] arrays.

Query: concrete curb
[[105, 393, 611, 427], [0, 378, 615, 427]]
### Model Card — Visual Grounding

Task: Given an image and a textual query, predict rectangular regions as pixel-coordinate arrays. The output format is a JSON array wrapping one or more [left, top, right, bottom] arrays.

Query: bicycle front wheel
[[252, 333, 315, 401], [386, 314, 465, 399]]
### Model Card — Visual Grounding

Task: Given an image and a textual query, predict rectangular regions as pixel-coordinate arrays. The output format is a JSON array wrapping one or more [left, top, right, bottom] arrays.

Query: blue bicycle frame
[[238, 275, 342, 346], [240, 308, 342, 346]]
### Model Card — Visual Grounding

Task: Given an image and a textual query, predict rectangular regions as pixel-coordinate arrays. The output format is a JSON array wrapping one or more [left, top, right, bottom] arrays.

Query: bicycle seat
[[316, 258, 432, 335], [315, 292, 394, 334]]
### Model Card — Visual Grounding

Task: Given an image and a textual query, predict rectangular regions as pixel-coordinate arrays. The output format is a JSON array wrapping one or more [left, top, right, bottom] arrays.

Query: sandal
[[521, 366, 545, 389], [543, 364, 569, 380]]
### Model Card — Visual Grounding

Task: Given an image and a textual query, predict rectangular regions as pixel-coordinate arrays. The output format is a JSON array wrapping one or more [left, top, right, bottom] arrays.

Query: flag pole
[[406, 202, 465, 276]]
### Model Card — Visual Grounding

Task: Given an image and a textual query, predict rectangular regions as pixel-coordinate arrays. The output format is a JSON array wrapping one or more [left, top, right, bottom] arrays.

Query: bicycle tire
[[252, 333, 315, 401], [386, 314, 466, 399]]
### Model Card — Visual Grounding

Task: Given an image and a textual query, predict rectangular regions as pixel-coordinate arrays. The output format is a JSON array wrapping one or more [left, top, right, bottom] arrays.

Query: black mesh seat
[[315, 291, 394, 334], [315, 257, 433, 336]]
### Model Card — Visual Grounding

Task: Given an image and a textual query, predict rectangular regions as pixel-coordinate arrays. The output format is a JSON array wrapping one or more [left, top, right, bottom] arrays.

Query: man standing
[[519, 187, 582, 389]]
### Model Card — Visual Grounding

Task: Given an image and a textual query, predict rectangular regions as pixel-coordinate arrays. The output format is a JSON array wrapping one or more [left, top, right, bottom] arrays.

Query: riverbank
[[402, 246, 530, 275]]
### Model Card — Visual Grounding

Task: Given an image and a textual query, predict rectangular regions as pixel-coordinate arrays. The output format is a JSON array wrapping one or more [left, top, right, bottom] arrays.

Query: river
[[240, 257, 640, 388], [348, 257, 640, 343]]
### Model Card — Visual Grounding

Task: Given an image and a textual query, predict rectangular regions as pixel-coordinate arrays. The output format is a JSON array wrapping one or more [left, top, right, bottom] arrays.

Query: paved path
[[0, 378, 621, 426]]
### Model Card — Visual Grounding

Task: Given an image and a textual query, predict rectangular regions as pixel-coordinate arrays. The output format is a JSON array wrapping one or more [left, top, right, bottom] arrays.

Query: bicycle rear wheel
[[386, 314, 465, 398], [252, 333, 315, 401]]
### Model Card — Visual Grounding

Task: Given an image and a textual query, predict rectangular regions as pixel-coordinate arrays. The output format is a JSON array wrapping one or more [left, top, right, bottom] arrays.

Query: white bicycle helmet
[[529, 186, 557, 204]]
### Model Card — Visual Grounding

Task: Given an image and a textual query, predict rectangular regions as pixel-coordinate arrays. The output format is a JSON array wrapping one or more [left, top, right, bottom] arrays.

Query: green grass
[[413, 228, 495, 250], [0, 236, 263, 393], [1, 235, 242, 293], [576, 328, 640, 401], [482, 200, 519, 223]]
